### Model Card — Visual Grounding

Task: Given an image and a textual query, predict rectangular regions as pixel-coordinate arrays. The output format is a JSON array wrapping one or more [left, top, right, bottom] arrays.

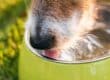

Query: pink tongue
[[44, 50, 60, 59]]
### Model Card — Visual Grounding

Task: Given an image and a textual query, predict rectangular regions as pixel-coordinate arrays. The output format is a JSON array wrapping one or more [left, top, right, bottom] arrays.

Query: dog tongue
[[44, 50, 60, 59]]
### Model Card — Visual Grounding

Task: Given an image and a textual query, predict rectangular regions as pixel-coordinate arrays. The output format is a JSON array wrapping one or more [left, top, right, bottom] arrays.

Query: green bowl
[[19, 43, 110, 80]]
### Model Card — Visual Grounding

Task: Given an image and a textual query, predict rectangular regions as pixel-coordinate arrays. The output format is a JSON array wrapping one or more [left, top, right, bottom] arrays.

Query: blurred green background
[[0, 0, 30, 80], [0, 0, 110, 80]]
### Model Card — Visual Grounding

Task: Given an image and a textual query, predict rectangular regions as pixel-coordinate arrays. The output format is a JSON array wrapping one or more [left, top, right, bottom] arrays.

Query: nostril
[[30, 35, 55, 50]]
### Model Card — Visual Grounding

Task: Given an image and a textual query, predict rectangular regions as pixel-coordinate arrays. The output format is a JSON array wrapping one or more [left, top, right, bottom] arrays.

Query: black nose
[[30, 35, 55, 50]]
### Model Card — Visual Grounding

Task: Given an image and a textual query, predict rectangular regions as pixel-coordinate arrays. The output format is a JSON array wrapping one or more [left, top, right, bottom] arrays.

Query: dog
[[25, 0, 110, 63]]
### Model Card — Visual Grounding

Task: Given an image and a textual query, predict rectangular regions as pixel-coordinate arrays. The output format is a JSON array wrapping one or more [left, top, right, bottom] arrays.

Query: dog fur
[[25, 0, 110, 62]]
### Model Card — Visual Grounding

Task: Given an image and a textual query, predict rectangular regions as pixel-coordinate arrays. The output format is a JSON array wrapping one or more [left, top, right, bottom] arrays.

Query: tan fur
[[30, 0, 96, 19]]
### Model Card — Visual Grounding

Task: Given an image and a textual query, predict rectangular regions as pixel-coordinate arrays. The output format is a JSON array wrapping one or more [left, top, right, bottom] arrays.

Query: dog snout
[[30, 34, 55, 50]]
